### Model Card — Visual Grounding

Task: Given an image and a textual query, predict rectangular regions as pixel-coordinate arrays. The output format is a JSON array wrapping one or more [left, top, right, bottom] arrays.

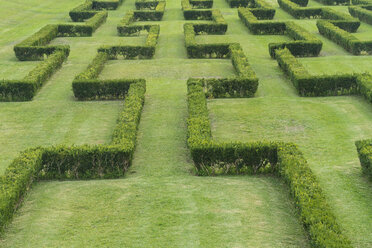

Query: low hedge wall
[[117, 2, 165, 35], [274, 48, 358, 96], [0, 51, 68, 101], [183, 9, 227, 34], [317, 20, 372, 55], [0, 79, 146, 231], [355, 139, 372, 179], [357, 73, 372, 103], [14, 11, 107, 61], [186, 79, 352, 248], [349, 6, 372, 25]]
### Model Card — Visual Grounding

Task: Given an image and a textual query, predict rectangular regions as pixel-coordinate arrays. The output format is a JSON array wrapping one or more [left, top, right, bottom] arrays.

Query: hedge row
[[0, 51, 68, 101], [135, 0, 160, 9], [109, 25, 160, 57], [73, 24, 158, 99], [226, 0, 249, 7], [238, 7, 285, 34], [187, 45, 258, 98], [355, 139, 372, 179], [69, 0, 122, 21], [0, 80, 145, 231], [314, 0, 350, 5], [317, 20, 372, 55], [269, 22, 322, 57], [182, 0, 214, 9], [186, 79, 352, 248], [117, 2, 165, 35], [357, 73, 372, 103], [14, 12, 107, 61], [72, 52, 147, 100], [278, 0, 358, 23], [183, 9, 227, 34], [184, 23, 229, 58], [93, 0, 123, 10], [275, 48, 358, 96], [349, 5, 372, 25]]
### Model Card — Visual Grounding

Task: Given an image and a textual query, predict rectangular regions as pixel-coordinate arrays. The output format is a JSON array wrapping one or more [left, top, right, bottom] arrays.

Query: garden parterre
[[0, 0, 371, 247]]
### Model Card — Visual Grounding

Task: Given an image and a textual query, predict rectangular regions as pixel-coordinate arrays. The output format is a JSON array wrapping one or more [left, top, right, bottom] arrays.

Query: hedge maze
[[1, 0, 372, 246]]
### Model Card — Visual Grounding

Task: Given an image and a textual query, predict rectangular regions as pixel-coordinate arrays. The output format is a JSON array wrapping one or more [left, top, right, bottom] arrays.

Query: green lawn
[[0, 0, 371, 247]]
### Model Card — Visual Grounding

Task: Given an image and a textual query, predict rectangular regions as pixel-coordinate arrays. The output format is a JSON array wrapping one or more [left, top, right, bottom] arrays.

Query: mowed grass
[[0, 0, 371, 247]]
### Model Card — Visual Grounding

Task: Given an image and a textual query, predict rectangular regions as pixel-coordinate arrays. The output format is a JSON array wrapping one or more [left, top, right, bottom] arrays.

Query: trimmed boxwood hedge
[[186, 79, 352, 248], [317, 20, 372, 55], [349, 5, 372, 25], [274, 48, 359, 96], [0, 51, 68, 101], [357, 73, 372, 103], [117, 2, 165, 35], [182, 9, 228, 34], [15, 11, 107, 61], [0, 79, 145, 231], [181, 0, 213, 9], [355, 139, 372, 179]]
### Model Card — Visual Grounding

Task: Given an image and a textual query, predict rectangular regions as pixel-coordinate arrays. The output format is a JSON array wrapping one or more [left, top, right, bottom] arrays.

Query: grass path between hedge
[[0, 0, 371, 247]]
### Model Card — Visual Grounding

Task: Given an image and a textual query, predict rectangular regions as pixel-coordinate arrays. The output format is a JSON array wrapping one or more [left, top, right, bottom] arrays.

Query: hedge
[[93, 0, 123, 10], [117, 2, 165, 35], [357, 73, 372, 103], [355, 139, 372, 179], [73, 25, 158, 99], [69, 0, 122, 20], [226, 0, 250, 7], [278, 0, 358, 21], [182, 0, 213, 9], [317, 20, 372, 55], [313, 0, 350, 5], [274, 48, 358, 96], [349, 6, 372, 25], [111, 25, 160, 57], [186, 79, 352, 247], [0, 79, 145, 231], [14, 11, 107, 61], [72, 52, 147, 100], [269, 22, 322, 57], [239, 8, 285, 34], [182, 7, 227, 34], [0, 51, 68, 101]]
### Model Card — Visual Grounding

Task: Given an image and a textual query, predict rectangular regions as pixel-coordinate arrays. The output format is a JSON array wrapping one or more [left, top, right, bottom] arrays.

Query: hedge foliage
[[72, 51, 148, 100], [15, 7, 107, 61], [75, 22, 158, 100], [238, 8, 285, 34], [275, 48, 358, 96], [186, 79, 352, 248], [269, 22, 322, 57], [355, 139, 372, 179], [314, 0, 350, 5], [317, 20, 372, 55], [226, 0, 250, 7], [117, 2, 165, 36], [69, 0, 122, 21], [182, 9, 228, 34], [0, 79, 146, 231], [181, 0, 214, 9], [0, 51, 68, 101], [357, 73, 372, 103], [349, 5, 372, 25]]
